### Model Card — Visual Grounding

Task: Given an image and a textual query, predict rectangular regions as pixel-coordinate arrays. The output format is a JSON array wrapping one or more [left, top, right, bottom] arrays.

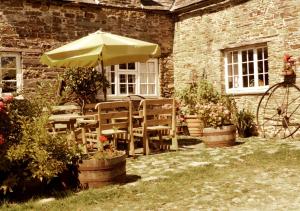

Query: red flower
[[0, 134, 5, 145], [283, 54, 291, 62], [3, 95, 13, 103], [99, 135, 108, 143], [0, 101, 5, 111]]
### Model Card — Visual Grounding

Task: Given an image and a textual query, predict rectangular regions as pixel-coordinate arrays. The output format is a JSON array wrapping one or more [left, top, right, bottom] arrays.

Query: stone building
[[1, 0, 300, 113]]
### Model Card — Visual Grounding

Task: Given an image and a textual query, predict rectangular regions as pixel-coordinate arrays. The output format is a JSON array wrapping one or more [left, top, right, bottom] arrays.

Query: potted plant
[[236, 109, 257, 138], [176, 79, 220, 137], [78, 135, 126, 189], [197, 95, 237, 147]]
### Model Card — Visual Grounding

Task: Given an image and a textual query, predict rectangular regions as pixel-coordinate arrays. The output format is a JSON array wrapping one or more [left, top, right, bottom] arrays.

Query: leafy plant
[[62, 67, 110, 107], [197, 96, 237, 128], [176, 80, 219, 115], [0, 82, 81, 195], [236, 109, 257, 137]]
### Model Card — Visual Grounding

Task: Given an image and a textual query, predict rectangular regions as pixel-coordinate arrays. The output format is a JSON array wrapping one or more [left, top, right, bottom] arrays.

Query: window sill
[[225, 87, 269, 95]]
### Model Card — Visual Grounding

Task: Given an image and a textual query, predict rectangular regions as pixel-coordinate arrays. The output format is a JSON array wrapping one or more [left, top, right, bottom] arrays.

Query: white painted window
[[224, 46, 269, 94], [0, 53, 22, 95], [106, 59, 159, 97]]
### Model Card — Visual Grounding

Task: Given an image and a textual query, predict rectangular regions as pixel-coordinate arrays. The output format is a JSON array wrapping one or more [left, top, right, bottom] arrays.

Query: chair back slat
[[146, 119, 172, 127], [100, 122, 129, 130]]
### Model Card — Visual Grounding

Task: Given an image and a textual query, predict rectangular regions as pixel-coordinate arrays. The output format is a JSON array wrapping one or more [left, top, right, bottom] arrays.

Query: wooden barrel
[[79, 152, 126, 188], [185, 115, 203, 137], [202, 125, 236, 147]]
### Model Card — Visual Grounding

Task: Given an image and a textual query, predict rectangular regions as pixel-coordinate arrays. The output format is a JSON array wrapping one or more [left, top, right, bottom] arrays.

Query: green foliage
[[176, 79, 237, 128], [62, 67, 110, 106], [176, 80, 220, 115], [236, 109, 257, 137], [0, 82, 80, 195]]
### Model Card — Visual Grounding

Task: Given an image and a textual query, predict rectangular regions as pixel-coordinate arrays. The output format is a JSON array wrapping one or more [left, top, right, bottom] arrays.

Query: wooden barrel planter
[[78, 152, 126, 188], [202, 125, 236, 147], [185, 115, 203, 137]]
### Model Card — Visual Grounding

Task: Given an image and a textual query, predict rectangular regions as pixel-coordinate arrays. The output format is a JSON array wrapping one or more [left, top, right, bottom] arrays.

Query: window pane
[[148, 85, 155, 94], [148, 62, 155, 73], [233, 51, 238, 63], [119, 64, 126, 69], [258, 61, 263, 73], [140, 84, 147, 94], [2, 81, 16, 93], [265, 73, 269, 85], [2, 69, 16, 80], [140, 73, 147, 83], [242, 51, 247, 62], [227, 52, 232, 64], [243, 76, 249, 87], [128, 63, 135, 70], [228, 65, 232, 77], [234, 64, 238, 75], [234, 76, 239, 88], [264, 47, 268, 59], [140, 63, 147, 72], [249, 75, 254, 87], [111, 65, 115, 71], [242, 63, 247, 75], [249, 62, 254, 74], [119, 74, 126, 83], [258, 74, 264, 86], [257, 48, 263, 60], [111, 84, 115, 94], [264, 60, 269, 73], [248, 50, 253, 61], [110, 72, 115, 83], [1, 57, 16, 68], [228, 77, 233, 88], [128, 84, 135, 94], [120, 84, 126, 94], [128, 74, 135, 83], [148, 73, 155, 83]]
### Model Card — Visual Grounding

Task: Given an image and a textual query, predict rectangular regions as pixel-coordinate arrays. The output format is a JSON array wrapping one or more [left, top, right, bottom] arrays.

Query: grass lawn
[[2, 139, 300, 210]]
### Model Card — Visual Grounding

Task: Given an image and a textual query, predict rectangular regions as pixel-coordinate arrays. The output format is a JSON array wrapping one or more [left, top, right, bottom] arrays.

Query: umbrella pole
[[101, 59, 107, 101]]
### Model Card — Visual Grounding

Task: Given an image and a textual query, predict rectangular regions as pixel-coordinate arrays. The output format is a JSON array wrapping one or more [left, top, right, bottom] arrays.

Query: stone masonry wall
[[0, 0, 174, 97], [173, 0, 300, 113]]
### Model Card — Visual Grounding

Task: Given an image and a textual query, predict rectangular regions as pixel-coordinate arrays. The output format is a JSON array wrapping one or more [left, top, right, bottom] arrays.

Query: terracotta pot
[[202, 125, 236, 147], [185, 115, 203, 137], [79, 152, 126, 188]]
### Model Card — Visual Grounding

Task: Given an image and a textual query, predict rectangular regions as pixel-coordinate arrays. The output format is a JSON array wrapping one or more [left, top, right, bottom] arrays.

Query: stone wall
[[173, 0, 300, 113], [0, 0, 174, 97]]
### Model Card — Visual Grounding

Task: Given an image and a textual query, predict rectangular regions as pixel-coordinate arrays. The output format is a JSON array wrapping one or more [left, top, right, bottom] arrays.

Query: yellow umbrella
[[40, 30, 161, 68]]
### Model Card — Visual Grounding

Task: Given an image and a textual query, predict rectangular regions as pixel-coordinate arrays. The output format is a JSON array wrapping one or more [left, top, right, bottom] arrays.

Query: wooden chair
[[133, 98, 178, 155], [80, 101, 134, 155]]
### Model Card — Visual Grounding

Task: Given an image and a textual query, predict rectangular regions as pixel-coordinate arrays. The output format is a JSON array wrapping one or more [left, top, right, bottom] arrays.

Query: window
[[224, 46, 269, 94], [0, 53, 22, 95], [106, 59, 159, 97]]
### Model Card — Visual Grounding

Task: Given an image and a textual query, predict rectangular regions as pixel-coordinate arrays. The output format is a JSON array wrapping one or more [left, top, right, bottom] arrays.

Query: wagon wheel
[[257, 82, 300, 139]]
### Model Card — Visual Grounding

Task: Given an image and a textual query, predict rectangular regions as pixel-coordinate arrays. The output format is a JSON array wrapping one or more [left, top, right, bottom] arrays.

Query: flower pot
[[78, 151, 126, 188], [202, 125, 236, 147], [185, 115, 203, 137]]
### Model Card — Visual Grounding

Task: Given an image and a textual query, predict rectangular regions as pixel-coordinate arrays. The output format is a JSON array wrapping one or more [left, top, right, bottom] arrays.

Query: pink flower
[[3, 95, 13, 103]]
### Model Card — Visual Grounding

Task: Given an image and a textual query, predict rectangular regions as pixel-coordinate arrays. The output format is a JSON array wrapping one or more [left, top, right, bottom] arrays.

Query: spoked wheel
[[257, 82, 300, 139]]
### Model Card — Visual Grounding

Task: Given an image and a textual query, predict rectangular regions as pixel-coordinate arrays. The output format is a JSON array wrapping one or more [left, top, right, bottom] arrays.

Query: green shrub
[[175, 80, 220, 115], [236, 109, 257, 137], [62, 67, 110, 106], [0, 82, 81, 195]]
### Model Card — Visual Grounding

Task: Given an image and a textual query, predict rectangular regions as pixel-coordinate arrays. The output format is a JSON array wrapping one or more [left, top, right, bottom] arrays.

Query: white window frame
[[0, 52, 23, 96], [224, 46, 269, 95], [106, 59, 159, 98]]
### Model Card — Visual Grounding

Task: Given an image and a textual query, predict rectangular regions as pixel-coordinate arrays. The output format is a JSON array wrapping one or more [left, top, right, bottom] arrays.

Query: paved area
[[124, 136, 300, 210]]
